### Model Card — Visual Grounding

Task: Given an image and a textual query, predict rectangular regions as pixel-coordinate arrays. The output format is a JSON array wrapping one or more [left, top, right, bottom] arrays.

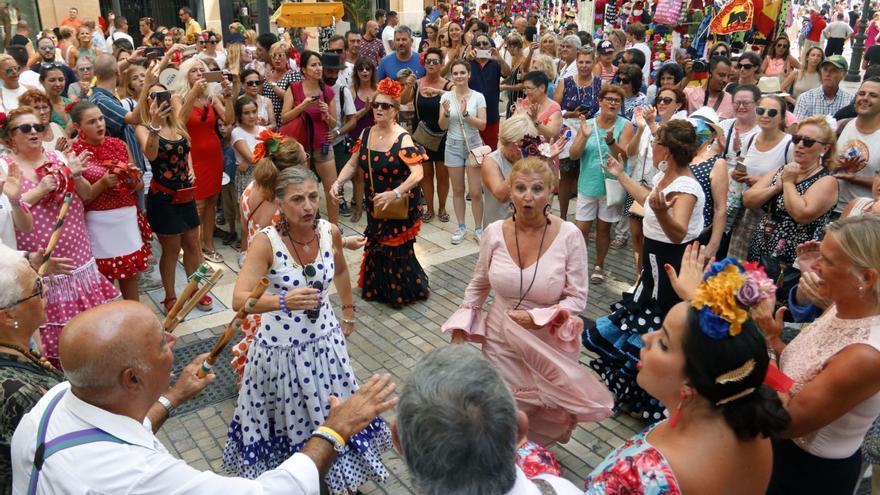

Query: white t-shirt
[[382, 25, 396, 55], [231, 125, 266, 166], [643, 173, 706, 243], [824, 20, 854, 39], [741, 133, 794, 179], [836, 120, 880, 212], [441, 89, 486, 143], [107, 31, 135, 48], [0, 85, 29, 112], [0, 159, 15, 248], [18, 71, 43, 92]]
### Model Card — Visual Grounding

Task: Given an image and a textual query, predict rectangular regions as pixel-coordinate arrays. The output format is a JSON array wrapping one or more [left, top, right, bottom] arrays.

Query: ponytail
[[253, 157, 279, 201]]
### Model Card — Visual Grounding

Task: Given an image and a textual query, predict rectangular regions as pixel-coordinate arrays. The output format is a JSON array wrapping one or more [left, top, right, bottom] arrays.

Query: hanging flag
[[710, 0, 754, 34]]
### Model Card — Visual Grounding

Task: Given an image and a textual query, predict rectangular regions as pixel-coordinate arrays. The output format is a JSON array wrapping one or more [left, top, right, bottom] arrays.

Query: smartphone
[[310, 95, 320, 101], [154, 90, 171, 107], [734, 162, 747, 174], [182, 44, 197, 56], [203, 71, 224, 83], [475, 49, 492, 58], [396, 68, 413, 79], [145, 47, 165, 59]]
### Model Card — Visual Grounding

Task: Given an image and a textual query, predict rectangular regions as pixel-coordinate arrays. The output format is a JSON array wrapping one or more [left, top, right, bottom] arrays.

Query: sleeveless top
[[585, 422, 682, 494], [414, 80, 449, 133], [348, 87, 376, 138], [690, 155, 720, 229], [151, 136, 192, 191], [781, 309, 880, 458], [643, 173, 707, 244], [482, 148, 514, 229]]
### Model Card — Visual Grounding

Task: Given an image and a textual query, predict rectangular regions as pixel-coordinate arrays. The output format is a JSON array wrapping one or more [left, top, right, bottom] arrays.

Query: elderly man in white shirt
[[11, 300, 397, 494], [393, 346, 583, 495]]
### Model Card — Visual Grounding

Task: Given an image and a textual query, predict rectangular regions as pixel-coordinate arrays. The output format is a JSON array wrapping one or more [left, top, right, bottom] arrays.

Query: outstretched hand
[[664, 241, 712, 301], [324, 374, 398, 439]]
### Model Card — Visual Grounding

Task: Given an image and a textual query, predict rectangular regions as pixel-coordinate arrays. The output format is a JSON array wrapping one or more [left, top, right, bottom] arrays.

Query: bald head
[[61, 301, 162, 394], [93, 53, 118, 82]]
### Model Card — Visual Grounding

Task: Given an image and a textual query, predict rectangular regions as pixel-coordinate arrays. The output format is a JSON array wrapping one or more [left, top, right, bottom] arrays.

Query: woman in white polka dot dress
[[7, 107, 120, 368], [223, 166, 391, 493]]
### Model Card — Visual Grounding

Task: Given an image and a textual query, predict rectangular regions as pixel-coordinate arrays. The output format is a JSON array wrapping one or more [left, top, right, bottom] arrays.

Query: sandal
[[161, 296, 178, 314], [610, 237, 627, 249], [350, 204, 363, 223], [202, 249, 224, 263], [438, 211, 450, 223], [422, 210, 434, 222], [590, 265, 605, 285], [197, 294, 214, 312]]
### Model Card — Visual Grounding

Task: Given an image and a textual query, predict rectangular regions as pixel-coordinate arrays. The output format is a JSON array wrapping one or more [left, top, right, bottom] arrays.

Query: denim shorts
[[444, 136, 483, 167]]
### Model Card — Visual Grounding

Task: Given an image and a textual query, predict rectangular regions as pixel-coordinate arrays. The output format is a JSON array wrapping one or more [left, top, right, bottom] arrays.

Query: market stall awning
[[271, 2, 344, 28]]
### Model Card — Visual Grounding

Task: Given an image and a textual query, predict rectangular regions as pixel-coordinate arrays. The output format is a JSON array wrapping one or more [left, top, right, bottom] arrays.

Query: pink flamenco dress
[[868, 21, 880, 50], [11, 153, 120, 367], [442, 220, 614, 445]]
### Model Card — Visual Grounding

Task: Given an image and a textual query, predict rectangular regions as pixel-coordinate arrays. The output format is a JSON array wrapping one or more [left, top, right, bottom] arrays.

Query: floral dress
[[222, 221, 391, 494], [584, 422, 682, 494], [11, 153, 120, 367], [747, 167, 833, 264], [354, 129, 430, 308]]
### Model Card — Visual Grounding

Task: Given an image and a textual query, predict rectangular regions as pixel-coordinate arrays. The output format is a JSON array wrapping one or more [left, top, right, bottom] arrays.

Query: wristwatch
[[157, 395, 175, 415], [393, 189, 402, 200]]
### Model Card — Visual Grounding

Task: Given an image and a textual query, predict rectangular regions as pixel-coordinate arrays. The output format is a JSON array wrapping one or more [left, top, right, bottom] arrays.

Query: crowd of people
[[1, 0, 880, 493]]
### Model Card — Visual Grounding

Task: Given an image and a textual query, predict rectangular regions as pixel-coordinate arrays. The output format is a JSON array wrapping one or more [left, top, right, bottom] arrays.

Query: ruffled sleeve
[[398, 144, 429, 165], [440, 223, 501, 341]]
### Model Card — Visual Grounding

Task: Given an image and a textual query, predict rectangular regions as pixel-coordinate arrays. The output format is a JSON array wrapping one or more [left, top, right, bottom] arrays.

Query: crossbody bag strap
[[532, 478, 558, 495], [455, 94, 472, 151]]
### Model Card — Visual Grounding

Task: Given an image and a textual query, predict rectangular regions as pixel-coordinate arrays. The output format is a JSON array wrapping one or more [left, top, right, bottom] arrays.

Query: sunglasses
[[4, 66, 19, 75], [715, 51, 728, 57], [618, 78, 630, 84], [197, 40, 206, 45], [13, 123, 46, 134], [1, 276, 43, 310], [755, 107, 780, 117], [656, 96, 675, 105], [777, 44, 789, 48], [356, 65, 374, 72], [425, 59, 441, 65], [31, 104, 50, 111], [738, 63, 755, 70], [792, 135, 825, 147], [78, 66, 93, 73], [39, 45, 55, 52], [327, 48, 344, 54], [475, 41, 491, 47], [245, 80, 261, 87], [371, 102, 395, 110]]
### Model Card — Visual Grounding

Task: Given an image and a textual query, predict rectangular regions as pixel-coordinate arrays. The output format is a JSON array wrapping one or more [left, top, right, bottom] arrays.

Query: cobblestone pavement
[[150, 206, 649, 492]]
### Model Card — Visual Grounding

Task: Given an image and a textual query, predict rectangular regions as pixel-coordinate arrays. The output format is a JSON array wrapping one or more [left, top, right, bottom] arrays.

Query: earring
[[13, 321, 19, 329], [658, 160, 669, 172], [543, 204, 551, 218], [669, 389, 686, 428], [278, 214, 289, 236], [509, 202, 517, 221]]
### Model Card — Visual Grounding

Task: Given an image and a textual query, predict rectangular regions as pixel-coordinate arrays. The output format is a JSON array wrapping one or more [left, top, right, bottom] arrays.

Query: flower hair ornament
[[520, 135, 555, 160], [691, 258, 776, 340], [64, 101, 77, 115], [377, 78, 403, 100], [253, 129, 285, 162], [0, 111, 8, 141]]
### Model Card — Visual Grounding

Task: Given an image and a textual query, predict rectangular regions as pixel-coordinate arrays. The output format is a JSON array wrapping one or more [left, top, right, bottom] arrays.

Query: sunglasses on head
[[245, 80, 261, 87], [0, 276, 43, 310], [371, 102, 394, 110], [792, 135, 824, 147], [656, 96, 675, 105], [13, 123, 46, 134], [755, 107, 779, 117]]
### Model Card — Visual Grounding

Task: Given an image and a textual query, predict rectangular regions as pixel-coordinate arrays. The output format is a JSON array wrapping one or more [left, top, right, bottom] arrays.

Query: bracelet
[[341, 304, 356, 312], [340, 318, 355, 325], [148, 124, 161, 134], [311, 426, 346, 452], [279, 288, 291, 315], [393, 189, 402, 200]]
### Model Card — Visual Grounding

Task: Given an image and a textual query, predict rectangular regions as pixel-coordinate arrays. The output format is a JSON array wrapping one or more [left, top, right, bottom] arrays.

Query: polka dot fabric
[[222, 221, 391, 493], [12, 156, 120, 366]]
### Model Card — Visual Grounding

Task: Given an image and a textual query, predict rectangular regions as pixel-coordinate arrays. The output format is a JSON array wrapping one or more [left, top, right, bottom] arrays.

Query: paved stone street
[[147, 202, 649, 492]]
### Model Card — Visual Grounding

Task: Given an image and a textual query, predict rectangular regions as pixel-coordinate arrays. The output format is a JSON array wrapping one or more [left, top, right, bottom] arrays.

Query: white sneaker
[[474, 228, 483, 243], [451, 227, 466, 245]]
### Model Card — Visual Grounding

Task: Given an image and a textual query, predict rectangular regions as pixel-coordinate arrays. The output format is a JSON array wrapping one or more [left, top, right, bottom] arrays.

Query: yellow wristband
[[316, 425, 345, 446]]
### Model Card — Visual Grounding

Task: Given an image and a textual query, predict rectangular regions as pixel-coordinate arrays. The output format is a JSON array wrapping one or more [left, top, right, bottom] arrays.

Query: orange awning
[[271, 2, 344, 28]]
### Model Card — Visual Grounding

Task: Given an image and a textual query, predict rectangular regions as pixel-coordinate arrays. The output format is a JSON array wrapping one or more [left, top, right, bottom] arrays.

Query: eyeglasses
[[4, 66, 19, 75], [755, 107, 780, 117], [425, 59, 441, 65], [738, 63, 754, 70], [13, 123, 46, 134], [733, 100, 754, 108], [656, 96, 675, 105], [77, 66, 93, 72], [603, 97, 622, 104], [31, 104, 50, 111], [792, 135, 825, 147], [0, 277, 43, 310], [245, 80, 261, 87], [371, 102, 395, 110]]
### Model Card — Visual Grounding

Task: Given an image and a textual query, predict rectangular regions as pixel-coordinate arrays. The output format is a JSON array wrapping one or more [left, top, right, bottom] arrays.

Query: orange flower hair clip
[[377, 78, 403, 100], [253, 129, 285, 161]]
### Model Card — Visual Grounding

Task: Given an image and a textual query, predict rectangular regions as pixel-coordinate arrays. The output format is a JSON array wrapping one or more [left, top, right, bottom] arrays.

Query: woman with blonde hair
[[118, 64, 146, 112], [528, 53, 559, 98], [226, 22, 247, 75], [444, 156, 614, 445], [67, 25, 97, 67], [263, 41, 299, 132], [743, 115, 838, 265], [172, 56, 235, 264], [789, 46, 823, 101], [481, 113, 539, 227]]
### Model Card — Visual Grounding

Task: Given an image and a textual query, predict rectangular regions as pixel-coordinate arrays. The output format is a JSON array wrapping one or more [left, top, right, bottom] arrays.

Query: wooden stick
[[197, 277, 269, 378], [167, 268, 224, 333], [163, 264, 210, 331], [38, 193, 72, 276]]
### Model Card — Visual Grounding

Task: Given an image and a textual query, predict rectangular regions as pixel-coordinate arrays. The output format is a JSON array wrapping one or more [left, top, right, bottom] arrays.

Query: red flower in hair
[[64, 101, 77, 115], [253, 129, 286, 162], [377, 78, 403, 99], [0, 112, 7, 128]]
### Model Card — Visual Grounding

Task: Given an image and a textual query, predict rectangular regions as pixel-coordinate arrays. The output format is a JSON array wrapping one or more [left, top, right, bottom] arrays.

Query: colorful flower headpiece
[[253, 129, 285, 162], [520, 135, 554, 159], [377, 78, 403, 100], [692, 258, 777, 340]]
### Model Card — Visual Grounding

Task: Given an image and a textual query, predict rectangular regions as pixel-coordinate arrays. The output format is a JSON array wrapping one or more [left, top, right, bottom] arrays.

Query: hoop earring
[[509, 202, 516, 222]]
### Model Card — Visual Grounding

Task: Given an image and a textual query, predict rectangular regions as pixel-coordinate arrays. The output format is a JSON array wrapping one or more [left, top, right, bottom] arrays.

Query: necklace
[[513, 218, 550, 310], [0, 342, 62, 376], [287, 230, 317, 254], [288, 231, 319, 281]]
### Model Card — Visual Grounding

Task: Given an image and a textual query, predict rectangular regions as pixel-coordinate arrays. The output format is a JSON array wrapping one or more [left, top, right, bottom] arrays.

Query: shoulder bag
[[367, 132, 409, 220], [279, 83, 317, 154], [597, 120, 625, 207], [456, 93, 492, 167], [411, 83, 445, 152]]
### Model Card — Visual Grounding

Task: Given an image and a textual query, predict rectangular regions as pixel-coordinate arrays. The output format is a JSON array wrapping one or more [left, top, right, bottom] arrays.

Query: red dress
[[72, 137, 151, 280], [186, 102, 223, 200]]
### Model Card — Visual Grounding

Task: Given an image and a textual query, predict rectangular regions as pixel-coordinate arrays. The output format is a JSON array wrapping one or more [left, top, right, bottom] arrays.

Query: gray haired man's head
[[394, 346, 520, 495]]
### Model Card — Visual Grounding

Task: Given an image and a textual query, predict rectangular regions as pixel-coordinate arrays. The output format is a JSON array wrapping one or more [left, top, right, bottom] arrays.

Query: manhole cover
[[171, 333, 239, 416]]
